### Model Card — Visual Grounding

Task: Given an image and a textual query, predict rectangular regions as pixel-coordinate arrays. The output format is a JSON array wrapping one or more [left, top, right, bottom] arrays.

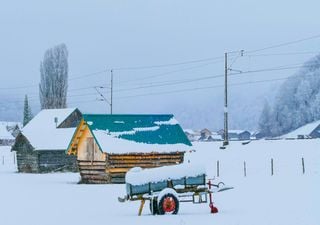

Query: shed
[[12, 108, 82, 173], [67, 114, 192, 184]]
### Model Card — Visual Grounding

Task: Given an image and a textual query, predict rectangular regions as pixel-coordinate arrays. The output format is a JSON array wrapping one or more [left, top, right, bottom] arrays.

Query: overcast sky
[[0, 0, 319, 129]]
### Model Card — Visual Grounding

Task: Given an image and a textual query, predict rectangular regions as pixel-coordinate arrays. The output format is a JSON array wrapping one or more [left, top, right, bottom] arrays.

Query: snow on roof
[[83, 114, 192, 154], [125, 163, 206, 185], [21, 108, 77, 150], [0, 124, 14, 140], [228, 130, 249, 135], [282, 120, 320, 138], [93, 129, 192, 154]]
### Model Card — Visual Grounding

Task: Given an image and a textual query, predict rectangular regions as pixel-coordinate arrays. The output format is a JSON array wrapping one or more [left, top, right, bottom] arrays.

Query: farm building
[[218, 129, 251, 141], [0, 122, 15, 146], [12, 108, 82, 173], [67, 114, 192, 184], [282, 120, 320, 139]]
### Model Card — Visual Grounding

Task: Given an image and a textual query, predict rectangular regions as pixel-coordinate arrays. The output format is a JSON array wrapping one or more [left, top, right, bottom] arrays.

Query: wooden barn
[[67, 114, 192, 184], [12, 108, 82, 173]]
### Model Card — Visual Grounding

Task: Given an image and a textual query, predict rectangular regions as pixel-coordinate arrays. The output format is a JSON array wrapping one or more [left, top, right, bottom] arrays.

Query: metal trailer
[[118, 174, 233, 215]]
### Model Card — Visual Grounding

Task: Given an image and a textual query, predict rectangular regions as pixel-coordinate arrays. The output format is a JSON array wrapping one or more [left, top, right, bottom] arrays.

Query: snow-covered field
[[0, 139, 319, 225]]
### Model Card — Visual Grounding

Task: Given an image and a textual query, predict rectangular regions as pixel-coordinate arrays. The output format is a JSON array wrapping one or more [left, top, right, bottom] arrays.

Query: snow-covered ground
[[0, 140, 319, 225]]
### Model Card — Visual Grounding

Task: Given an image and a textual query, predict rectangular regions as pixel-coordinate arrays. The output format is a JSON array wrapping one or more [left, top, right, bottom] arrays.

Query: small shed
[[67, 114, 192, 184], [12, 108, 82, 173]]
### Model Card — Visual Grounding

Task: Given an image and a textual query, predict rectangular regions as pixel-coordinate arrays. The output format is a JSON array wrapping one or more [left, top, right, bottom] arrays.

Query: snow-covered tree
[[39, 43, 68, 109], [261, 54, 320, 136], [23, 95, 33, 126], [258, 100, 273, 137]]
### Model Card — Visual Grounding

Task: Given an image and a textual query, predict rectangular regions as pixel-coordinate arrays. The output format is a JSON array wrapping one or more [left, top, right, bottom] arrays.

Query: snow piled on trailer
[[125, 163, 205, 185]]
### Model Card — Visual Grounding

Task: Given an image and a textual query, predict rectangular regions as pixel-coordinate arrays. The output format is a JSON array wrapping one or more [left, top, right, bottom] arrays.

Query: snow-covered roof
[[229, 130, 249, 135], [282, 120, 320, 138], [0, 124, 15, 140], [21, 108, 77, 150], [82, 114, 193, 154], [125, 163, 206, 185]]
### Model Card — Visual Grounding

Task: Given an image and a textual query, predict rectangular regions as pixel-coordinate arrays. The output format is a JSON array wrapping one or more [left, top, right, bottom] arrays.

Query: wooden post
[[243, 161, 247, 177], [271, 158, 274, 176], [138, 199, 145, 216], [2, 156, 4, 165], [217, 160, 220, 177], [302, 157, 305, 174]]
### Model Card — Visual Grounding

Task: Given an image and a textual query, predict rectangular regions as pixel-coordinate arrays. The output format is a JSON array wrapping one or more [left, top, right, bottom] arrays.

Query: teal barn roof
[[82, 114, 192, 148]]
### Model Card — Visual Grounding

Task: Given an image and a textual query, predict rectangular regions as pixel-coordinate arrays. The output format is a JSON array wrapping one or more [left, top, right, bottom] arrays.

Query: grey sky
[[0, 0, 319, 129]]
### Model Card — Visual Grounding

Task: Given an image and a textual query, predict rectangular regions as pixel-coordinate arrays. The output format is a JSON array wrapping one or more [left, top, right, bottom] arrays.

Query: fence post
[[271, 158, 274, 176], [217, 160, 220, 177], [243, 161, 247, 177], [302, 157, 305, 174]]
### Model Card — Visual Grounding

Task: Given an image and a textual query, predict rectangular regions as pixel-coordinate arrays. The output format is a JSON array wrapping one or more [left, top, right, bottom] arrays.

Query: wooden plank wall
[[78, 160, 110, 184], [78, 152, 184, 184]]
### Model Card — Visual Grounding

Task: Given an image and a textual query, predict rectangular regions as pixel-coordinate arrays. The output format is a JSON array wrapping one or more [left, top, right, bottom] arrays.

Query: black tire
[[149, 198, 159, 215], [158, 193, 179, 215]]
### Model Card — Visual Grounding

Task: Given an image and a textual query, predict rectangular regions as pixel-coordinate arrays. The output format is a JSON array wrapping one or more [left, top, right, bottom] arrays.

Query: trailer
[[118, 164, 233, 215]]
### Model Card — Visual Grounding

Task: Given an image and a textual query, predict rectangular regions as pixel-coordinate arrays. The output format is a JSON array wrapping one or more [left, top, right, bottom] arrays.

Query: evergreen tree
[[23, 95, 33, 126], [39, 43, 68, 109]]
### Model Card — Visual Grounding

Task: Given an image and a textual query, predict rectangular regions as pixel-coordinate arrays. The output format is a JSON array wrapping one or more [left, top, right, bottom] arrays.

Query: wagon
[[118, 164, 233, 215]]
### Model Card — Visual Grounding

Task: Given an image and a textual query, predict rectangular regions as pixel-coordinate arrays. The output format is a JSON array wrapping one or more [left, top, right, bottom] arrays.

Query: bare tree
[[39, 43, 68, 109]]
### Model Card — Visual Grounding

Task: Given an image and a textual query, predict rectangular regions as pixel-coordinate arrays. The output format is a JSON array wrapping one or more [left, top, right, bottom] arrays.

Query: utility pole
[[221, 50, 244, 148], [223, 52, 229, 146], [110, 69, 113, 115]]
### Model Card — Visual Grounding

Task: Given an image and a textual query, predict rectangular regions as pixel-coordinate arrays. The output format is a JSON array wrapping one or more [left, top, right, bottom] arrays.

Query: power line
[[116, 60, 223, 85], [247, 34, 320, 53], [112, 56, 224, 71], [115, 73, 314, 100], [246, 51, 319, 57]]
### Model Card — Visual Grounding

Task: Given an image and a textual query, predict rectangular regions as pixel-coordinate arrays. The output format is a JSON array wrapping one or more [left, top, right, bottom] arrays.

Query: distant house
[[282, 120, 320, 139], [0, 123, 15, 146], [67, 114, 192, 184], [199, 128, 212, 141], [184, 129, 201, 142], [12, 108, 82, 173], [219, 129, 251, 141]]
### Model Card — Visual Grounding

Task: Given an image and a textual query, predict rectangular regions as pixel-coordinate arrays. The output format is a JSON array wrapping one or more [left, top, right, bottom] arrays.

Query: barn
[[67, 114, 192, 184], [12, 108, 82, 173]]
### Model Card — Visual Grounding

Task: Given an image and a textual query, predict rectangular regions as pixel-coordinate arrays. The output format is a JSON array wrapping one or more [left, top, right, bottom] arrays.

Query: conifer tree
[[23, 95, 33, 126]]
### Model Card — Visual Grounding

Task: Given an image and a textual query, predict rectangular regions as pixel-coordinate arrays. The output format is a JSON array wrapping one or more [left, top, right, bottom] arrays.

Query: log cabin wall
[[13, 134, 78, 173], [38, 151, 77, 172], [13, 134, 40, 173]]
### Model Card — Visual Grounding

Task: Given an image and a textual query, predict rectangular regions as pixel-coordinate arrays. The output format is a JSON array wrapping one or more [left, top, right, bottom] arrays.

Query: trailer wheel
[[149, 198, 158, 215], [158, 193, 179, 215]]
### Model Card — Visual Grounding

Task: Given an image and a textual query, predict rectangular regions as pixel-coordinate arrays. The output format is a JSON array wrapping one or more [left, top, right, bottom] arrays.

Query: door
[[86, 137, 94, 162]]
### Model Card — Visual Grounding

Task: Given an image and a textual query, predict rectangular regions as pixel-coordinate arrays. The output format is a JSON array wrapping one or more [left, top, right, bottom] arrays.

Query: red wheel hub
[[162, 197, 176, 213]]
